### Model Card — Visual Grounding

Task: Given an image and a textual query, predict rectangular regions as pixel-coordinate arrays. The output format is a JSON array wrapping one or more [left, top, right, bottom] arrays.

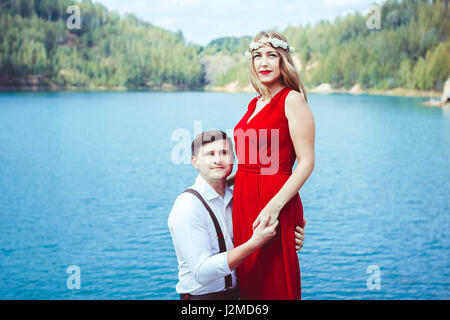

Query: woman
[[230, 31, 315, 300]]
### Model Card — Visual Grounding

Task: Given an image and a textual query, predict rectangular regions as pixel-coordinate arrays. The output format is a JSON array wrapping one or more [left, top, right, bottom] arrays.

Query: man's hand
[[249, 216, 279, 249], [295, 218, 307, 252], [227, 216, 278, 271]]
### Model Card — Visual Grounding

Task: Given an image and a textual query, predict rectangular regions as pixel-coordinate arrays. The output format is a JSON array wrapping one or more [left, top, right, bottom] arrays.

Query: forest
[[0, 0, 448, 92]]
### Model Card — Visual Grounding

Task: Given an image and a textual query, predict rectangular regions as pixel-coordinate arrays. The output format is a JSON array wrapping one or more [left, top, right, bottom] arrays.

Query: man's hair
[[191, 130, 234, 157]]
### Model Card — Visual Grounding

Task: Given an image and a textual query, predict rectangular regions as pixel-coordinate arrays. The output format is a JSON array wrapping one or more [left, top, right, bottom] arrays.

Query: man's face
[[192, 139, 234, 182]]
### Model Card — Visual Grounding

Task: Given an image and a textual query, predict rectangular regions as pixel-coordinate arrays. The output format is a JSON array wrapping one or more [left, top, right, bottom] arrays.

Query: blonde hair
[[248, 30, 308, 102]]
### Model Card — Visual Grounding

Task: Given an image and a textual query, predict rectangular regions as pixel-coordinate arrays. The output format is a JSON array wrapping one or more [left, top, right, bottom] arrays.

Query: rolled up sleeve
[[194, 251, 231, 285]]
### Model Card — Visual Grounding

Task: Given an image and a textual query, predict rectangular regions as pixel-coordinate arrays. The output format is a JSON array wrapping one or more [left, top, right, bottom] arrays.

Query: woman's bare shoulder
[[285, 90, 310, 118]]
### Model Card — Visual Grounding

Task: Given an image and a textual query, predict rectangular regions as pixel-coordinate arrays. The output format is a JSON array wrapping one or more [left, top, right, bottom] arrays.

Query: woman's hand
[[252, 202, 281, 231], [248, 216, 279, 249]]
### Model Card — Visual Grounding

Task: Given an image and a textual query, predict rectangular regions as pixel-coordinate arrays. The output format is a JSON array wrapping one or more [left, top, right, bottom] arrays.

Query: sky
[[96, 0, 383, 46]]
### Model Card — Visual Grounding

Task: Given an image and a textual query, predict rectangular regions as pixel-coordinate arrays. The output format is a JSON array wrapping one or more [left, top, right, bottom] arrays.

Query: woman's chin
[[259, 77, 279, 86]]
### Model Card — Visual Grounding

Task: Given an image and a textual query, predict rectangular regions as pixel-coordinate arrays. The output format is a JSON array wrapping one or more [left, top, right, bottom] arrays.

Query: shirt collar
[[194, 174, 233, 206]]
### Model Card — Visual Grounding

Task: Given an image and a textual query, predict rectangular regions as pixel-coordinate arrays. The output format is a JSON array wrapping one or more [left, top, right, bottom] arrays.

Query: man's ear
[[191, 155, 198, 169]]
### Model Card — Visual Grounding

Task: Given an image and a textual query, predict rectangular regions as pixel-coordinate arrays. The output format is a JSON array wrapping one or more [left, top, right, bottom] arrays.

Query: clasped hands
[[252, 201, 281, 231], [252, 202, 306, 252]]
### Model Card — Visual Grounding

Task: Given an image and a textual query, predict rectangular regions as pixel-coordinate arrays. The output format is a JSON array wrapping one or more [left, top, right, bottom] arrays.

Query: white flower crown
[[245, 37, 295, 57]]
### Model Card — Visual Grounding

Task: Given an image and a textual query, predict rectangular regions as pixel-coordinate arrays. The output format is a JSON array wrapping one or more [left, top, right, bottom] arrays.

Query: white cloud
[[153, 17, 180, 28], [95, 0, 381, 45], [321, 0, 366, 8], [162, 0, 205, 6]]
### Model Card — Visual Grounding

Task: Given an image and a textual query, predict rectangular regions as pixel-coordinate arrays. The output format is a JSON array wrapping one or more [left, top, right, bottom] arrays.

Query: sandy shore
[[0, 83, 185, 92], [0, 82, 444, 101], [208, 82, 443, 99]]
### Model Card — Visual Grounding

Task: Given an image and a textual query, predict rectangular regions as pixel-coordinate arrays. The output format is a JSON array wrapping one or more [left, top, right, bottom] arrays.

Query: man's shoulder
[[168, 188, 207, 225], [173, 190, 202, 208]]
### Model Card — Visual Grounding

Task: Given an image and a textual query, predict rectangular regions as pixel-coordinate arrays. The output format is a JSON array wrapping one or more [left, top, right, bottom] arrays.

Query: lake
[[0, 91, 448, 299]]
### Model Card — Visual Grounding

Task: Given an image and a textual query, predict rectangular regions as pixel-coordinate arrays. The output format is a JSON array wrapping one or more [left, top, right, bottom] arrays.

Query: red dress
[[233, 87, 303, 300]]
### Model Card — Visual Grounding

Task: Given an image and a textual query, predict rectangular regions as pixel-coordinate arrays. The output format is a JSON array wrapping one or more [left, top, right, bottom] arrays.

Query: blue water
[[0, 91, 448, 299]]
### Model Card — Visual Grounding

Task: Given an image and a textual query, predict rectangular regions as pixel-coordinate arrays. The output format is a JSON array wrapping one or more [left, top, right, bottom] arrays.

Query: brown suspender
[[183, 188, 232, 289]]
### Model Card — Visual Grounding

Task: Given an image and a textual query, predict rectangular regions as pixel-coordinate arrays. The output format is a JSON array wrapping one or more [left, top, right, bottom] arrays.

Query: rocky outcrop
[[210, 81, 254, 93], [442, 77, 450, 102], [309, 83, 333, 94], [350, 84, 365, 95]]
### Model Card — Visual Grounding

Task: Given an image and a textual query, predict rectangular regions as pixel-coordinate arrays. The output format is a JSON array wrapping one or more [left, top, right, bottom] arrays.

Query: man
[[168, 130, 306, 300]]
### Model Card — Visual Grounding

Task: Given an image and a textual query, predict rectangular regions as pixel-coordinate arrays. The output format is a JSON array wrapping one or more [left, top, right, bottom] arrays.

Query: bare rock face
[[422, 78, 450, 107], [310, 83, 333, 94], [442, 78, 450, 102], [291, 53, 303, 72], [350, 84, 365, 95], [200, 53, 239, 86]]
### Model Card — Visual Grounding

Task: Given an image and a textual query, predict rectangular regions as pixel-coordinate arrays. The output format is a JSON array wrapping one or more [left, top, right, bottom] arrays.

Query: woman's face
[[252, 44, 282, 86]]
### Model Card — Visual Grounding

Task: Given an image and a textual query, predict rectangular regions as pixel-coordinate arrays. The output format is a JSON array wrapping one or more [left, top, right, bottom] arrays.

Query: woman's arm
[[252, 90, 315, 229], [272, 90, 315, 208]]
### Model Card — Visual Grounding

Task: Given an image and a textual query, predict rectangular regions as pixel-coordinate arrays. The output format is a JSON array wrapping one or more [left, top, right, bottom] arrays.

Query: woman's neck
[[261, 82, 285, 100], [270, 85, 285, 96]]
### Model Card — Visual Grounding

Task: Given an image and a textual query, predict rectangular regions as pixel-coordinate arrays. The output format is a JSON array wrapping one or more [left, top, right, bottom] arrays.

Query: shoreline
[[0, 84, 444, 100], [0, 84, 189, 93], [209, 82, 443, 99]]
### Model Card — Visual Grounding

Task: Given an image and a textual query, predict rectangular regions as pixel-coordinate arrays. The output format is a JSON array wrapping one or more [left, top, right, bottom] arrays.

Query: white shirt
[[168, 174, 238, 295]]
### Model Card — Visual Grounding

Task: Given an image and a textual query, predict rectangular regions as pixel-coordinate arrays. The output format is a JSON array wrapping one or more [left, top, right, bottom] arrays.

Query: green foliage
[[215, 0, 449, 92], [301, 0, 449, 90], [215, 61, 249, 87], [204, 36, 252, 55], [0, 0, 448, 91], [425, 40, 450, 90], [0, 0, 204, 89]]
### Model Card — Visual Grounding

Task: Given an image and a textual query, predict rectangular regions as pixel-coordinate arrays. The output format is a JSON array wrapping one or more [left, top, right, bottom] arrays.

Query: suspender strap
[[183, 188, 232, 289]]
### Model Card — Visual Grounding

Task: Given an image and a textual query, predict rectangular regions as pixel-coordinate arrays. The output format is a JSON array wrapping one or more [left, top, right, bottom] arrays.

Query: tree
[[398, 59, 413, 88], [426, 40, 450, 90]]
